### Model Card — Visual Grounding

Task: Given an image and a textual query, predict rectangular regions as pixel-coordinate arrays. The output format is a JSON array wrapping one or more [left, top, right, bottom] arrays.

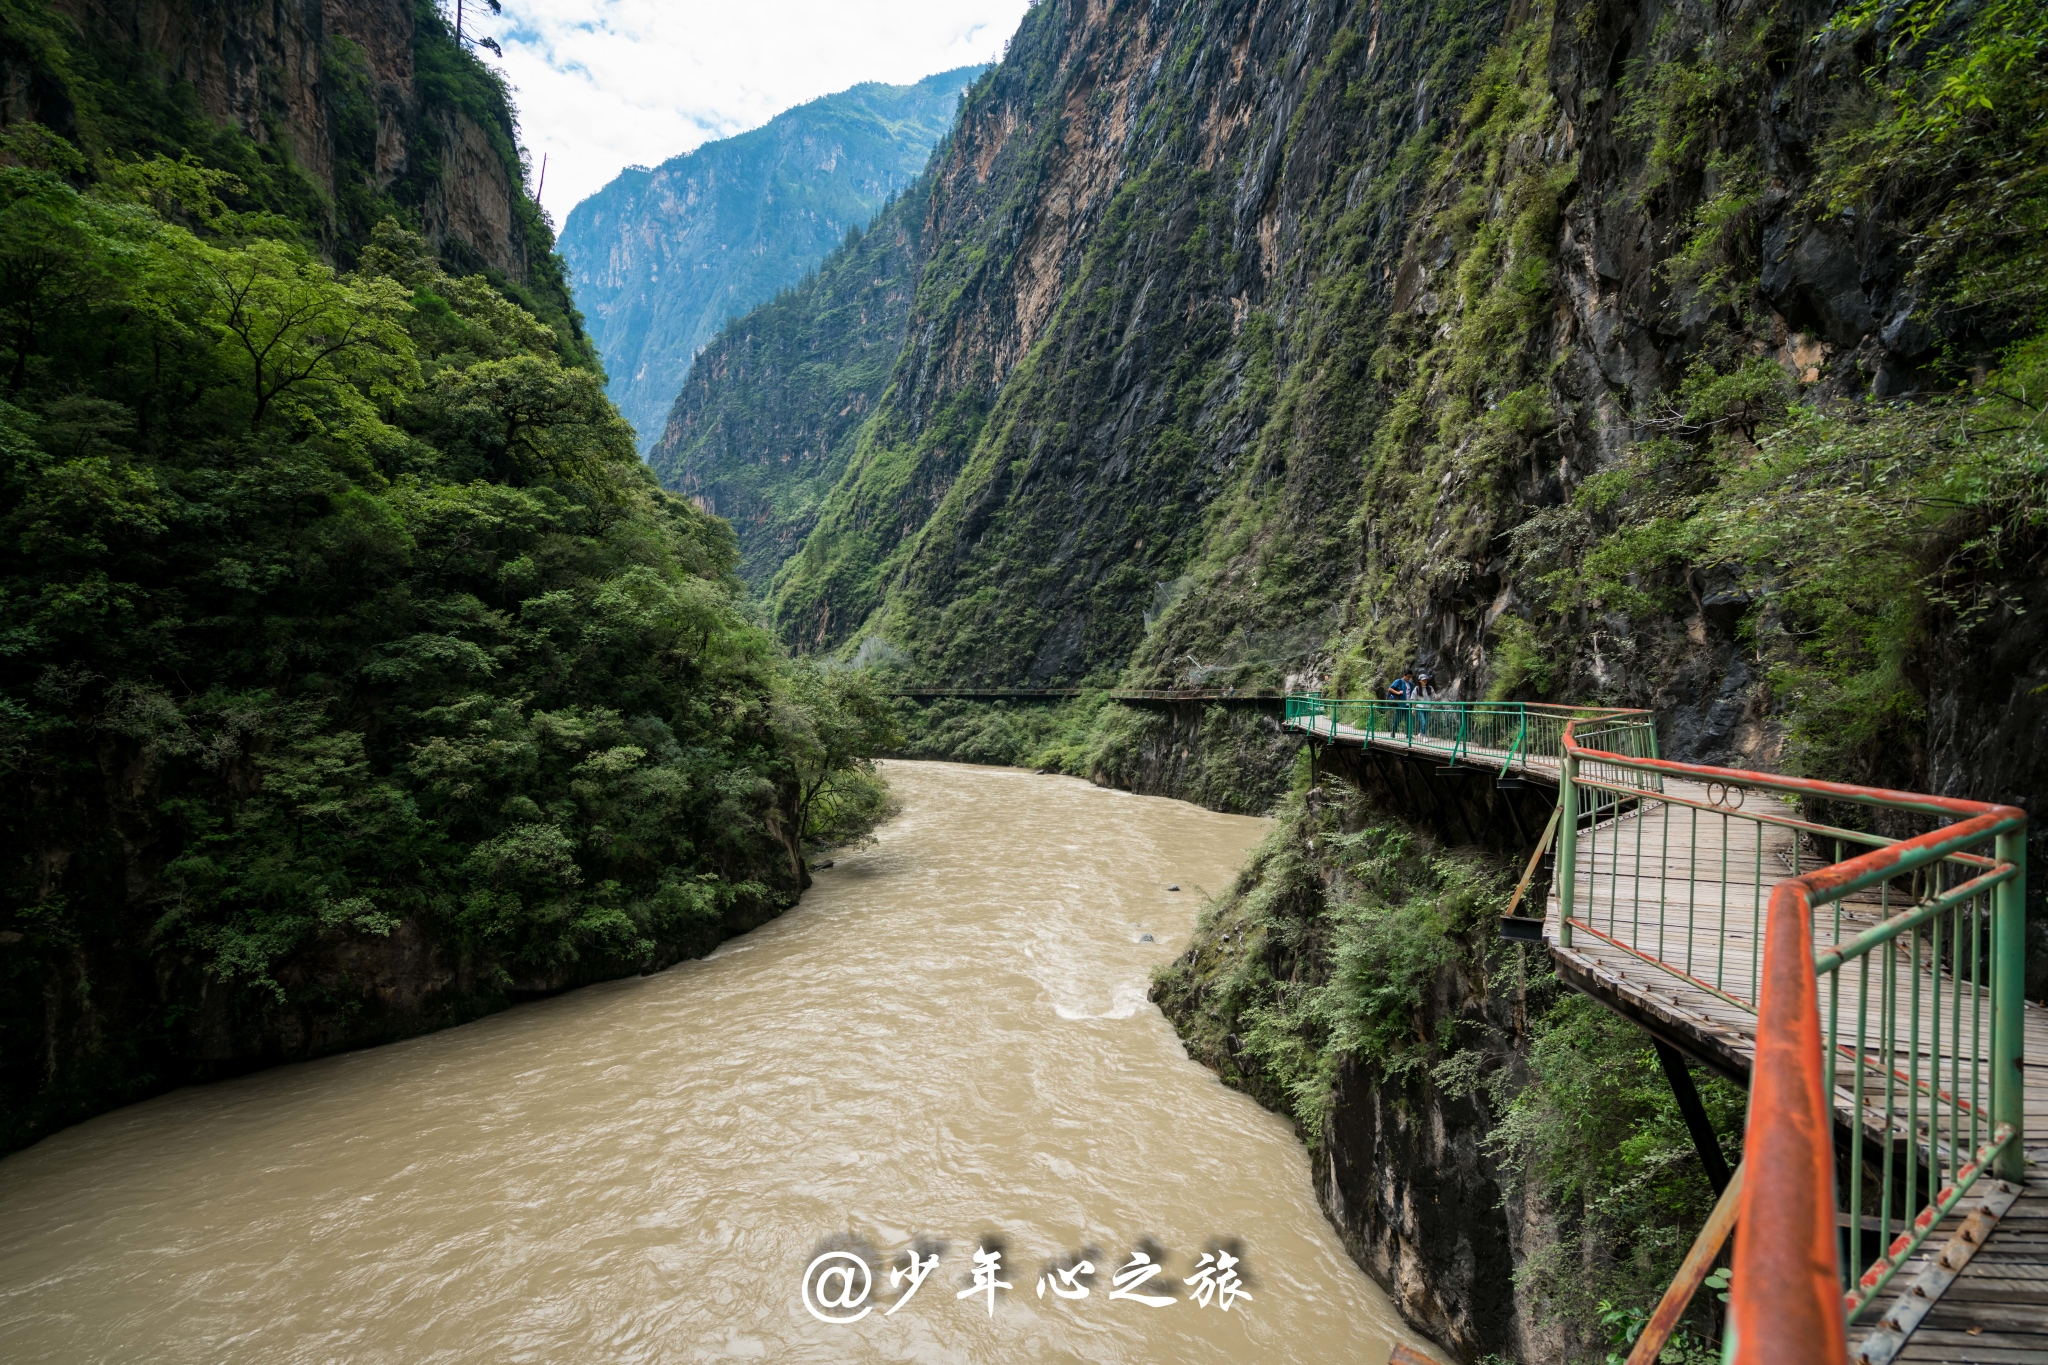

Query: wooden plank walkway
[[1285, 715, 2048, 1359], [1537, 778, 2048, 1362]]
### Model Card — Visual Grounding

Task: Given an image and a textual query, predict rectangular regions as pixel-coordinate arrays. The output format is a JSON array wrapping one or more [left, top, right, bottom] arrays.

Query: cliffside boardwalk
[[1283, 697, 2037, 1363]]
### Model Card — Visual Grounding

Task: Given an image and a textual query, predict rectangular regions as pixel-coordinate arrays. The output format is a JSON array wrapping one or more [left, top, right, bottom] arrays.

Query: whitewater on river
[[0, 761, 1430, 1363]]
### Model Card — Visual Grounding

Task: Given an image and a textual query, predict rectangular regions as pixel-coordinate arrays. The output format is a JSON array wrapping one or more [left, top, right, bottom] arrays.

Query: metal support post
[[1557, 751, 1579, 949], [1654, 1037, 1732, 1196], [1994, 826, 2027, 1182]]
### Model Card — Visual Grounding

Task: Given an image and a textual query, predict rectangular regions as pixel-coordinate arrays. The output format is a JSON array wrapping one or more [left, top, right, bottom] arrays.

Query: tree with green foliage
[[777, 660, 902, 856], [198, 238, 415, 428]]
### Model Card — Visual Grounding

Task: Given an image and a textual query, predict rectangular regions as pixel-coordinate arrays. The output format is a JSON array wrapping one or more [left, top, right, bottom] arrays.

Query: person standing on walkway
[[1386, 669, 1417, 739], [1415, 671, 1439, 737]]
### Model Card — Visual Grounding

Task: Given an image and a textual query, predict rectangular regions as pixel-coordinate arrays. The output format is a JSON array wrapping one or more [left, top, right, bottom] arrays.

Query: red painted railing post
[[1729, 882, 1844, 1362]]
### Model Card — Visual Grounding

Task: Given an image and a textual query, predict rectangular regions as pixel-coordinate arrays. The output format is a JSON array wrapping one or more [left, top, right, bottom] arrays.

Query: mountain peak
[[559, 66, 985, 450]]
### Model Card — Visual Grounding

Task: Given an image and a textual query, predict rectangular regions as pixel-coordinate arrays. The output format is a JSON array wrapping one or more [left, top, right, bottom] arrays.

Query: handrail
[[1559, 721, 2027, 1364], [1502, 706, 1529, 774], [1289, 694, 2029, 1355], [1281, 696, 1656, 779]]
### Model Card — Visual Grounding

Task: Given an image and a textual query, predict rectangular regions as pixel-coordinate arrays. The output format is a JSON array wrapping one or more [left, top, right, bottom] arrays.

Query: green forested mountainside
[[647, 184, 930, 588], [754, 0, 1515, 688], [703, 0, 2047, 796], [0, 4, 893, 1156], [559, 68, 981, 452]]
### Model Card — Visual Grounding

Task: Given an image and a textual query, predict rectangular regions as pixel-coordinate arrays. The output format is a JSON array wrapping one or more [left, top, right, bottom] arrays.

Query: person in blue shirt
[[1386, 669, 1417, 738]]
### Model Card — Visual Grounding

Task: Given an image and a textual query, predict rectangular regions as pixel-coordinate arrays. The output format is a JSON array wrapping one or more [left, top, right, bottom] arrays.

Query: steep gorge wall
[[1289, 750, 1566, 1360], [672, 0, 2046, 1354], [691, 0, 2042, 828], [1, 0, 549, 284], [764, 0, 1514, 679], [650, 184, 933, 586], [50, 0, 333, 181], [564, 70, 976, 452]]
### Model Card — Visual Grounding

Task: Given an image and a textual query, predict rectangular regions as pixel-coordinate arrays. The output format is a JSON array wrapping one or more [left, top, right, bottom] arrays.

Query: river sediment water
[[0, 761, 1430, 1363]]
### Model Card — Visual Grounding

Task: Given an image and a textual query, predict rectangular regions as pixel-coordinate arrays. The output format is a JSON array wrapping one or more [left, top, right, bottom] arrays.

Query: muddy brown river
[[0, 761, 1430, 1363]]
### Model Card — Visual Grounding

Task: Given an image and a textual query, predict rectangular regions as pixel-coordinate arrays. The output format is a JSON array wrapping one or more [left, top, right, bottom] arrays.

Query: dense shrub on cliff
[[0, 129, 887, 1151], [1152, 783, 1744, 1360], [1484, 0, 2048, 792]]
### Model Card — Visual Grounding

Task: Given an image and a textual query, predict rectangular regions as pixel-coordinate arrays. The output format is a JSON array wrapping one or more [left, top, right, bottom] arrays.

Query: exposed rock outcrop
[[8, 0, 539, 278], [564, 68, 979, 451]]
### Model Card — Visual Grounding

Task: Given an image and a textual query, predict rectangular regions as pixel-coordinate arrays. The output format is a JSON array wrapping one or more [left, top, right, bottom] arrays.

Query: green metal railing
[[1550, 732, 2028, 1362], [1282, 693, 2029, 1358], [1282, 695, 1661, 783]]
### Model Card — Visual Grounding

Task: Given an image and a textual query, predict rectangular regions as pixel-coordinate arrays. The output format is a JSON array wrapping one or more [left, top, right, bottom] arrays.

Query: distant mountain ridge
[[559, 67, 983, 450], [646, 182, 931, 590]]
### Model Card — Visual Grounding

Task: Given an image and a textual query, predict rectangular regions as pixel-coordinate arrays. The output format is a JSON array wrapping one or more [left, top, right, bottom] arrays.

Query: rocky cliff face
[[46, 0, 336, 183], [648, 188, 931, 585], [561, 68, 979, 451], [3, 0, 559, 291], [748, 0, 1517, 682], [680, 0, 2040, 802], [1317, 942, 1561, 1361]]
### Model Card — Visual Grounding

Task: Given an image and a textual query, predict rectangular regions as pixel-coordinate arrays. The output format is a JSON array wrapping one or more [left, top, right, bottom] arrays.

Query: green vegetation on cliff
[[757, 0, 1518, 687], [0, 0, 594, 367], [1153, 782, 1743, 1359], [688, 0, 2043, 810], [1486, 0, 2048, 789], [0, 14, 889, 1155], [648, 185, 932, 587]]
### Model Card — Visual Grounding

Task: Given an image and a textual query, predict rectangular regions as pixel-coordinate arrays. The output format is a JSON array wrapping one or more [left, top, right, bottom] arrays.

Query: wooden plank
[[1925, 1306, 2048, 1332], [1941, 1290, 2048, 1306], [1907, 1328, 2048, 1346], [1925, 1293, 2048, 1321], [1960, 1237, 2048, 1247]]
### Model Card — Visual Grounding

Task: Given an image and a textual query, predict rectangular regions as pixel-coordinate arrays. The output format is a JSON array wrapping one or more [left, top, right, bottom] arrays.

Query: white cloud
[[476, 0, 1032, 224]]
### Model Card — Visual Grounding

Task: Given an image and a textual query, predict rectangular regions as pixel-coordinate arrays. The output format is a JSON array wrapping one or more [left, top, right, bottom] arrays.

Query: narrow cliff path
[[1288, 701, 2047, 1361]]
